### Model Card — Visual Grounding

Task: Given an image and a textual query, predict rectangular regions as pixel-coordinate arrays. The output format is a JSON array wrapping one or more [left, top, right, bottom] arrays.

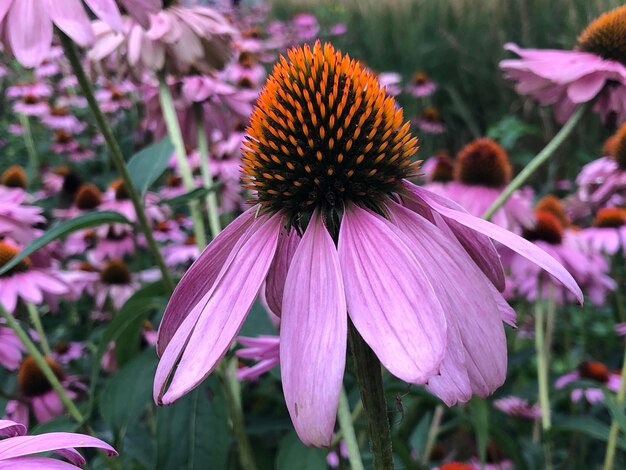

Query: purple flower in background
[[153, 42, 581, 447], [405, 71, 437, 97], [556, 361, 621, 404], [493, 396, 541, 420]]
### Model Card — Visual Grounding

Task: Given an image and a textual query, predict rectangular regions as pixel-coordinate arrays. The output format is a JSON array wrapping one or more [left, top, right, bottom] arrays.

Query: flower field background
[[0, 0, 626, 469]]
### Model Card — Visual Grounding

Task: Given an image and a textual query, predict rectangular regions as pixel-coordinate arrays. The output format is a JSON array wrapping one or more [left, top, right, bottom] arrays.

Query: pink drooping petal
[[567, 72, 606, 103], [84, 0, 123, 31], [403, 183, 506, 291], [41, 0, 95, 47], [0, 457, 79, 469], [407, 183, 583, 303], [280, 211, 347, 447], [0, 433, 117, 461], [0, 420, 26, 437], [7, 0, 53, 68], [119, 0, 161, 29], [265, 229, 300, 316], [0, 0, 12, 23], [159, 213, 283, 404], [338, 203, 446, 384], [156, 207, 257, 355], [388, 202, 506, 404]]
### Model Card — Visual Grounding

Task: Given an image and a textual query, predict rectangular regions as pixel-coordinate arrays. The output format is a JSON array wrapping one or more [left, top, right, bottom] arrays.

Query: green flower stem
[[26, 302, 50, 356], [535, 288, 553, 470], [420, 404, 444, 466], [337, 388, 365, 470], [349, 321, 393, 470], [157, 72, 207, 249], [58, 32, 174, 293], [216, 361, 257, 470], [603, 345, 626, 470], [0, 305, 84, 424], [18, 113, 39, 183], [482, 103, 588, 220], [193, 104, 222, 239]]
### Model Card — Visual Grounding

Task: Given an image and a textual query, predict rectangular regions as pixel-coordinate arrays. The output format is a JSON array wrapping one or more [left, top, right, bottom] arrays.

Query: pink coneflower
[[91, 228, 136, 261], [226, 50, 267, 89], [79, 258, 141, 310], [0, 185, 45, 239], [40, 106, 86, 133], [292, 13, 319, 41], [6, 356, 85, 425], [95, 82, 136, 113], [405, 71, 437, 97], [54, 184, 104, 220], [100, 179, 167, 225], [0, 323, 25, 370], [493, 396, 541, 420], [0, 240, 70, 314], [414, 106, 446, 135], [556, 360, 621, 404], [500, 6, 626, 123], [153, 42, 581, 446], [8, 85, 51, 116], [51, 341, 85, 365], [421, 151, 455, 185], [377, 72, 403, 97], [235, 335, 280, 381], [580, 207, 626, 255], [0, 0, 160, 67], [51, 130, 81, 155], [616, 322, 626, 337], [0, 418, 117, 468], [442, 138, 533, 232], [163, 235, 200, 267], [89, 5, 237, 76], [507, 209, 615, 305]]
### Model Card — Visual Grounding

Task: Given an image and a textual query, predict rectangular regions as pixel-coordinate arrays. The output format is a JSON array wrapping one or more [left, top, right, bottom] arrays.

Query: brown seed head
[[523, 211, 564, 245], [1, 165, 28, 189], [100, 259, 132, 285], [454, 138, 511, 188], [578, 5, 626, 66], [74, 184, 103, 210], [593, 207, 626, 228], [18, 356, 65, 397]]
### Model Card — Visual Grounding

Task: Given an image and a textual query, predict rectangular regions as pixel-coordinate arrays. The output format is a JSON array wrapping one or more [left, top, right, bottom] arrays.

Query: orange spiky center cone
[[18, 356, 65, 397], [535, 195, 570, 228], [594, 207, 626, 228], [454, 138, 511, 188], [523, 211, 564, 245], [578, 5, 626, 66], [1, 165, 28, 189], [241, 42, 420, 227]]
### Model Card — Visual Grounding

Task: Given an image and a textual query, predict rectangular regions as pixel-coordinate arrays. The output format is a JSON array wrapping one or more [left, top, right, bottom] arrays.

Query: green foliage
[[127, 137, 174, 196]]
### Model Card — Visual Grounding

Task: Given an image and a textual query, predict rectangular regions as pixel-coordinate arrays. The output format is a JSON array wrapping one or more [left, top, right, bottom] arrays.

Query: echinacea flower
[[0, 0, 161, 67], [493, 396, 541, 420], [580, 207, 626, 255], [235, 335, 280, 381], [501, 5, 626, 123], [556, 360, 621, 404], [405, 71, 437, 97], [0, 324, 25, 370], [0, 418, 117, 468], [154, 42, 581, 447], [0, 240, 70, 314], [6, 356, 85, 425], [442, 138, 533, 232], [414, 106, 446, 135]]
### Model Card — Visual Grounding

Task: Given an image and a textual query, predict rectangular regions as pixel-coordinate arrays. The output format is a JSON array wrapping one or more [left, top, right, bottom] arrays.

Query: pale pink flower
[[292, 13, 319, 41], [405, 71, 437, 97], [556, 361, 621, 404], [235, 335, 280, 381], [153, 43, 581, 447], [414, 107, 446, 135], [500, 6, 626, 123], [0, 0, 160, 67], [163, 236, 200, 267], [40, 107, 86, 133], [493, 396, 541, 420], [377, 72, 402, 97], [0, 418, 117, 468], [580, 207, 626, 255], [0, 324, 25, 370]]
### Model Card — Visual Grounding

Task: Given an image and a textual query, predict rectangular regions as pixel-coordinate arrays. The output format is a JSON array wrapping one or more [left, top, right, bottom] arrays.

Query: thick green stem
[[26, 302, 50, 356], [216, 362, 257, 470], [18, 113, 39, 183], [193, 104, 222, 239], [535, 289, 553, 470], [337, 388, 365, 470], [157, 72, 207, 249], [482, 103, 587, 220], [349, 322, 393, 470], [603, 346, 626, 470], [58, 32, 174, 293], [0, 305, 84, 423]]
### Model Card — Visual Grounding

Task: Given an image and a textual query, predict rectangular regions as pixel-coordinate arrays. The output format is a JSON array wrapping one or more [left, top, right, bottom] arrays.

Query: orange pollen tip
[[454, 138, 511, 188]]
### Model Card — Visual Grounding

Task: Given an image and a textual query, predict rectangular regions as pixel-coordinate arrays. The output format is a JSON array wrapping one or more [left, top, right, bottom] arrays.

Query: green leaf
[[127, 137, 174, 196], [155, 381, 231, 470], [158, 184, 221, 207], [604, 390, 626, 434], [468, 397, 489, 464], [553, 415, 626, 450], [99, 350, 157, 435], [0, 211, 131, 276], [276, 432, 327, 470]]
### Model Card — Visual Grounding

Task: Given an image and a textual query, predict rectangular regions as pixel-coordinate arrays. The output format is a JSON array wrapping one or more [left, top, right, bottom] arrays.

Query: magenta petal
[[280, 211, 346, 447], [0, 457, 80, 469], [403, 182, 505, 291], [7, 0, 53, 68], [338, 204, 446, 383], [42, 0, 95, 47], [265, 229, 300, 316], [160, 213, 283, 404], [0, 433, 117, 460], [84, 0, 123, 31], [119, 0, 160, 29], [156, 208, 257, 356], [408, 183, 583, 304], [388, 202, 506, 404], [0, 420, 25, 437]]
